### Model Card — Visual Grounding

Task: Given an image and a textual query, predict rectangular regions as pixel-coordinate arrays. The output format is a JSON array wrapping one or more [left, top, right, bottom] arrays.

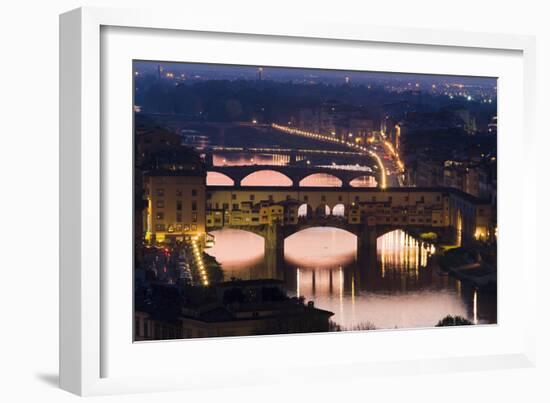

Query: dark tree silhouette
[[436, 315, 473, 327]]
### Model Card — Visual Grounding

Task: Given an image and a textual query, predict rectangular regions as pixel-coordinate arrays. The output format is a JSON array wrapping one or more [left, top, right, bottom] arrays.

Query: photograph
[[133, 61, 498, 341], [1, 0, 546, 400]]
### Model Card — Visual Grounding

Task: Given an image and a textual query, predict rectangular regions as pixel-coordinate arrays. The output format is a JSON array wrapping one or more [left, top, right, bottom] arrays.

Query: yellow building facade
[[144, 173, 206, 244], [204, 187, 493, 243]]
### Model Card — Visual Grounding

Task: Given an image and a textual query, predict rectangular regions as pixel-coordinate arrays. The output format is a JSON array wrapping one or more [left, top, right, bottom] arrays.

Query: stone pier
[[356, 223, 378, 263]]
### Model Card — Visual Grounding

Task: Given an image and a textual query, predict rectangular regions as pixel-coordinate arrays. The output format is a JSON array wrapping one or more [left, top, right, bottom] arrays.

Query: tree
[[436, 315, 473, 327], [420, 232, 438, 241]]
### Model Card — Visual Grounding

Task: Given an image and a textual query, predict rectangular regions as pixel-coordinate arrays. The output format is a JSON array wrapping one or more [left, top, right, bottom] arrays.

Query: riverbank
[[436, 245, 497, 289]]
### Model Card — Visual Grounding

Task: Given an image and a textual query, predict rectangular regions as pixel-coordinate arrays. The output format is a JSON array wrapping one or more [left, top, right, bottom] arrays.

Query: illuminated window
[[156, 212, 164, 220], [156, 200, 165, 208], [191, 224, 197, 231]]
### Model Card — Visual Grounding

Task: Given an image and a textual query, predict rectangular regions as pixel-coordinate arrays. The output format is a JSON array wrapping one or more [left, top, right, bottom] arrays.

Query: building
[[348, 117, 375, 141], [134, 283, 184, 341], [144, 171, 207, 245], [135, 310, 183, 341], [444, 160, 478, 196], [455, 109, 477, 135], [488, 116, 497, 134], [135, 125, 182, 165], [412, 158, 445, 188], [443, 158, 497, 202], [259, 204, 284, 225], [135, 279, 334, 340], [298, 108, 320, 133]]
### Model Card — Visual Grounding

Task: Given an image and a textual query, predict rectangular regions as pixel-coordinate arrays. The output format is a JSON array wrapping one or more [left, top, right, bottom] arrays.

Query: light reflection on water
[[207, 227, 496, 330]]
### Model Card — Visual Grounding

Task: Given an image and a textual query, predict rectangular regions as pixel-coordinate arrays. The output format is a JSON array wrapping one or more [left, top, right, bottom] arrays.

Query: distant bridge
[[204, 146, 364, 158], [206, 164, 380, 188]]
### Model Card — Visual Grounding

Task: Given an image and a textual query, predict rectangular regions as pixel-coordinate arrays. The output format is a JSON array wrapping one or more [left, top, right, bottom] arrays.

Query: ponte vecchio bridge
[[206, 164, 381, 188], [205, 185, 492, 263]]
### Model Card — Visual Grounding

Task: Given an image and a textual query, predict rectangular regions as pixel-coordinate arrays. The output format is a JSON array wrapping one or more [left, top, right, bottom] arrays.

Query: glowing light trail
[[271, 123, 387, 189]]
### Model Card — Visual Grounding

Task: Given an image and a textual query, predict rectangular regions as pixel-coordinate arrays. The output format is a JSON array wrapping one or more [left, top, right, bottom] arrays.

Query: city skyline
[[134, 60, 497, 85]]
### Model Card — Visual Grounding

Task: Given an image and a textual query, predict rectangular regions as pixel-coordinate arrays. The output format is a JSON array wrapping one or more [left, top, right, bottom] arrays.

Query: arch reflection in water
[[207, 227, 493, 330]]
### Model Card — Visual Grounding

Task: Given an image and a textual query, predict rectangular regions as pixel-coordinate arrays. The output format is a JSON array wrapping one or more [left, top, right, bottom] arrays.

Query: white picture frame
[[60, 6, 537, 396]]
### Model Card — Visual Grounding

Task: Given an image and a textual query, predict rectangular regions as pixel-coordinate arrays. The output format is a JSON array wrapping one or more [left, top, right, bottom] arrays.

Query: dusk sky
[[133, 60, 497, 87]]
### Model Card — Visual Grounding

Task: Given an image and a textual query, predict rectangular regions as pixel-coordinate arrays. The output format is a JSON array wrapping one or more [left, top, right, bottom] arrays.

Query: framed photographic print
[[60, 7, 537, 396]]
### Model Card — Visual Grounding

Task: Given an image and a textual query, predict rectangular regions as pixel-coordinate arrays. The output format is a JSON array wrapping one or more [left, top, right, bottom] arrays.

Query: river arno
[[203, 151, 496, 330], [206, 227, 497, 330]]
